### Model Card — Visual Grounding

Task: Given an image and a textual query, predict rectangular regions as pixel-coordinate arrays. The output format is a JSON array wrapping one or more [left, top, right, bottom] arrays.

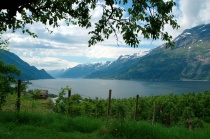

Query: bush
[[31, 89, 41, 99], [192, 117, 204, 129]]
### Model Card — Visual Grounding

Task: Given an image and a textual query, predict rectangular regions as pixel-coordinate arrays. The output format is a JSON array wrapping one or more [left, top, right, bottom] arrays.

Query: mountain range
[[49, 23, 210, 81], [48, 51, 149, 78], [0, 50, 53, 80], [115, 24, 210, 81], [48, 61, 112, 78]]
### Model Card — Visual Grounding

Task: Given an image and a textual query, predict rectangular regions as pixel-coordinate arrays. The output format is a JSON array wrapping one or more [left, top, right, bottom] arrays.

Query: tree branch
[[25, 4, 39, 17]]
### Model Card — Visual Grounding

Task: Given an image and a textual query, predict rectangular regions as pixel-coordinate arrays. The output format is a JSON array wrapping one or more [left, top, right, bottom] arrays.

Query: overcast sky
[[3, 0, 210, 70]]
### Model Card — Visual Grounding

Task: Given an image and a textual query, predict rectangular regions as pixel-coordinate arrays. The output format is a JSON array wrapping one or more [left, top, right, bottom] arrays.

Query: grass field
[[0, 93, 210, 138], [0, 111, 210, 139]]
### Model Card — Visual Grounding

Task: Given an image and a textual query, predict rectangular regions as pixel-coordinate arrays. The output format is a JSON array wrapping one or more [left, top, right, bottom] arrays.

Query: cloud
[[178, 0, 210, 27], [20, 56, 79, 70], [164, 0, 210, 39], [11, 43, 149, 59]]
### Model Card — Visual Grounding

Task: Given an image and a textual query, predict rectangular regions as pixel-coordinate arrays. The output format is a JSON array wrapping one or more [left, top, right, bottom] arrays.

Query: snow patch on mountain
[[76, 61, 111, 70], [198, 25, 206, 30], [117, 50, 149, 62], [184, 32, 191, 35], [174, 37, 180, 42]]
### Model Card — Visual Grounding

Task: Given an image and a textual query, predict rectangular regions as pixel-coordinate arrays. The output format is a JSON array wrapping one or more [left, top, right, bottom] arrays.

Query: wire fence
[[5, 80, 206, 130]]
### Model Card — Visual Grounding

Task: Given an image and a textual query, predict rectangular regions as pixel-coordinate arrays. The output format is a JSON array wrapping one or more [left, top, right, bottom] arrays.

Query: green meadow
[[0, 90, 210, 139]]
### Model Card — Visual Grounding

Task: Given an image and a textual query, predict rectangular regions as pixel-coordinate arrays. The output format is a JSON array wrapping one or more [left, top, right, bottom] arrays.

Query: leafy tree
[[0, 0, 179, 48], [54, 86, 71, 113], [0, 60, 20, 110]]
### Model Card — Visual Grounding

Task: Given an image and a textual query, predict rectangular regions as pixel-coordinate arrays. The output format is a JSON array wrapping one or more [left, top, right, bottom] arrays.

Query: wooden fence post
[[17, 80, 21, 113], [107, 89, 112, 117], [68, 89, 71, 114], [152, 101, 156, 125], [188, 119, 192, 131], [168, 114, 171, 127], [134, 95, 139, 120]]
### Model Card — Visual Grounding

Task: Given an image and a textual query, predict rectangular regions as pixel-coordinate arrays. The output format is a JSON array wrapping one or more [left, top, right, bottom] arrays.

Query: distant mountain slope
[[0, 50, 53, 80], [58, 61, 112, 78], [86, 51, 149, 78], [114, 24, 210, 81], [175, 24, 210, 48], [47, 69, 67, 78]]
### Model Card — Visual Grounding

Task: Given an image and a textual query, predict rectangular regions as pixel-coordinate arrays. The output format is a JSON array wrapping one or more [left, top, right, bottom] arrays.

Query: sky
[[2, 0, 210, 71]]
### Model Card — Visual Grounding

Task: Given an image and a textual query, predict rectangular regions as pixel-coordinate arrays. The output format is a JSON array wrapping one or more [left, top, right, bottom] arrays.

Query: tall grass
[[99, 119, 210, 139], [0, 111, 107, 139], [0, 111, 209, 139], [1, 92, 210, 138], [2, 94, 53, 113]]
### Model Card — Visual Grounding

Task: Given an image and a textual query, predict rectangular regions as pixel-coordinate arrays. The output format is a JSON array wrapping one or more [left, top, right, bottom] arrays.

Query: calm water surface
[[27, 79, 210, 98]]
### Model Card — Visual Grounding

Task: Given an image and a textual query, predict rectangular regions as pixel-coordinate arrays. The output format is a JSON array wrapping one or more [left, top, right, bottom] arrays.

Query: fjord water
[[27, 79, 210, 98]]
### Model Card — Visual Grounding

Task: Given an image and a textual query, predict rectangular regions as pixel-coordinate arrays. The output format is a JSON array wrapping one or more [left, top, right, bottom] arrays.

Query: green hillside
[[0, 50, 53, 80], [118, 41, 210, 81]]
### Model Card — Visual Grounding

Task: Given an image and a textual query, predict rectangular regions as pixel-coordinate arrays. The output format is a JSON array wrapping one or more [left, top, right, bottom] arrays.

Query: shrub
[[192, 117, 204, 129]]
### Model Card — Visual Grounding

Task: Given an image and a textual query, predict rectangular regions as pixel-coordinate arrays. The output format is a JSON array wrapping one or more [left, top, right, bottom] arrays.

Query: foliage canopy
[[0, 0, 179, 48]]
